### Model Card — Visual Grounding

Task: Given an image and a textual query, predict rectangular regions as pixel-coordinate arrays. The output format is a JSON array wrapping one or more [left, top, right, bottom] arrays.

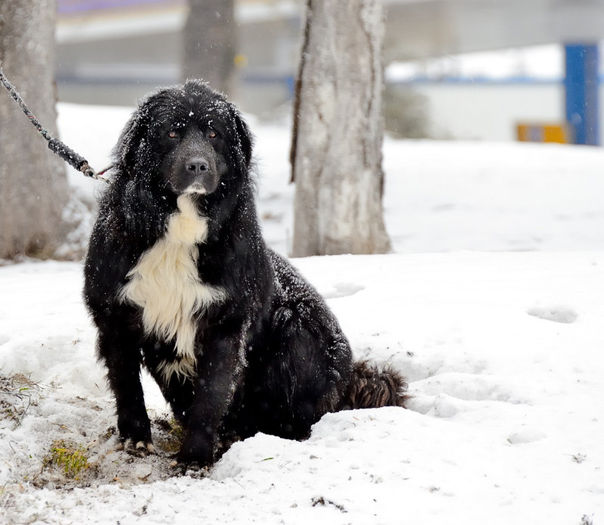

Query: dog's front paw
[[177, 431, 214, 467], [116, 439, 156, 456], [117, 412, 152, 446]]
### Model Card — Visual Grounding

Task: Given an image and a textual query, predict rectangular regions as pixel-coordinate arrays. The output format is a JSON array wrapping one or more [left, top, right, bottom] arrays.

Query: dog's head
[[114, 80, 252, 197]]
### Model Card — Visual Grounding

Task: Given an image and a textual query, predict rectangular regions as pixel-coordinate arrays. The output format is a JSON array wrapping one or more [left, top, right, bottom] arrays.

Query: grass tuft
[[45, 440, 89, 479]]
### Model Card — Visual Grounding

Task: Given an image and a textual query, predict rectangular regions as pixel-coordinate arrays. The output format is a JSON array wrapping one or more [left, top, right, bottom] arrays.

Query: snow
[[386, 44, 563, 82], [1, 103, 603, 524]]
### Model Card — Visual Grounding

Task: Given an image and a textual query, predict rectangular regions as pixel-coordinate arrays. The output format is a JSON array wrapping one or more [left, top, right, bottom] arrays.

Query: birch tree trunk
[[290, 0, 391, 256], [182, 0, 236, 95], [0, 0, 69, 259]]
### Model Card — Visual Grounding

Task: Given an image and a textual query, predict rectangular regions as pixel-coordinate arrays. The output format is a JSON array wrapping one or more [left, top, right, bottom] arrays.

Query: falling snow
[[0, 103, 602, 524]]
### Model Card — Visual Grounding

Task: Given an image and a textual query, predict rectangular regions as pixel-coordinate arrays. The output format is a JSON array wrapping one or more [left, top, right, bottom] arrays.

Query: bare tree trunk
[[182, 0, 236, 95], [290, 0, 391, 257], [0, 0, 69, 259]]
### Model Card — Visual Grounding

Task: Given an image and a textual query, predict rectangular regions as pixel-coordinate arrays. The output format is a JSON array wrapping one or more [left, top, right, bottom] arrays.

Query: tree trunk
[[182, 0, 236, 95], [0, 0, 69, 259], [290, 0, 391, 257]]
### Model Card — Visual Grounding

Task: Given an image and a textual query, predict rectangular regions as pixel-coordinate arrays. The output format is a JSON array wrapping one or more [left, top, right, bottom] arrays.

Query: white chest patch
[[119, 195, 225, 381]]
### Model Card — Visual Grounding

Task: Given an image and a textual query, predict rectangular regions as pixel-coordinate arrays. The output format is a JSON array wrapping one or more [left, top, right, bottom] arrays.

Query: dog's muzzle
[[183, 157, 219, 194]]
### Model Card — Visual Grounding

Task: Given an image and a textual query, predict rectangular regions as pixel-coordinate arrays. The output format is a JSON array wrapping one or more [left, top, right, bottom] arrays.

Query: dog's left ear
[[232, 109, 253, 168]]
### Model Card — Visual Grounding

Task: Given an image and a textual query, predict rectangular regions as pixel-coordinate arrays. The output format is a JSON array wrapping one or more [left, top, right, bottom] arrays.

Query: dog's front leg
[[178, 328, 243, 467], [98, 329, 152, 450]]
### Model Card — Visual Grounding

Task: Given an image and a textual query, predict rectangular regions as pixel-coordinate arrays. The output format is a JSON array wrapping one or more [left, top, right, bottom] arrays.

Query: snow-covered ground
[[1, 103, 603, 524]]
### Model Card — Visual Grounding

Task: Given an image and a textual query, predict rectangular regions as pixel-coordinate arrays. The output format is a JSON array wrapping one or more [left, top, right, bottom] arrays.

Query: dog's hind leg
[[253, 306, 353, 440], [97, 326, 153, 452], [147, 366, 195, 427]]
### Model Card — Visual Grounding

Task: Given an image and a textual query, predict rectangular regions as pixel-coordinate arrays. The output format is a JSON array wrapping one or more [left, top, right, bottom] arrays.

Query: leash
[[0, 65, 111, 184]]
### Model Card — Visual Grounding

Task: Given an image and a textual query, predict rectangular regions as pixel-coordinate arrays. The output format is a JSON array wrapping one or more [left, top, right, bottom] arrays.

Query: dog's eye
[[207, 128, 218, 140], [167, 130, 179, 139]]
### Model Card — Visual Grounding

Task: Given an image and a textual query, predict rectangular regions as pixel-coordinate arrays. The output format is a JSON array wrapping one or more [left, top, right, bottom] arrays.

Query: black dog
[[84, 80, 406, 467]]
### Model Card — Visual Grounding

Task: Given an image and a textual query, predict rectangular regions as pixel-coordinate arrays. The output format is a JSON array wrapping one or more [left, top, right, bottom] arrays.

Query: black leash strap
[[0, 65, 109, 184]]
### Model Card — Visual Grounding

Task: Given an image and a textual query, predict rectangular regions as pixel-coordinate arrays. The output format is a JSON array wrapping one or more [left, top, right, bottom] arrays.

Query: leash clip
[[80, 162, 110, 184]]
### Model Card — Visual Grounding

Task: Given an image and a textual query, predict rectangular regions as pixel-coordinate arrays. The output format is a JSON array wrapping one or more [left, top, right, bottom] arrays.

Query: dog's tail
[[343, 361, 408, 409]]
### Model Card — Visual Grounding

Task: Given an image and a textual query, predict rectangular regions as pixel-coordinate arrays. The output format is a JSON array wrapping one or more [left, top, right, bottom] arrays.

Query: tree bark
[[0, 0, 69, 259], [290, 0, 391, 257], [182, 0, 236, 95]]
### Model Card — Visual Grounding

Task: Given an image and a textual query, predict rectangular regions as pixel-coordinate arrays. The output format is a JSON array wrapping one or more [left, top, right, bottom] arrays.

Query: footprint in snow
[[322, 282, 365, 299], [527, 306, 578, 324], [507, 428, 546, 445]]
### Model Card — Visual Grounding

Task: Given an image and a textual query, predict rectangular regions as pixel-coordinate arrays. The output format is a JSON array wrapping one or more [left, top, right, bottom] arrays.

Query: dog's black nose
[[186, 157, 209, 173]]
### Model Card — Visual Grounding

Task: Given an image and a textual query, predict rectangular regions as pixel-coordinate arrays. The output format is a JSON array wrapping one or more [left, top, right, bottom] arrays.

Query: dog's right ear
[[114, 106, 149, 170]]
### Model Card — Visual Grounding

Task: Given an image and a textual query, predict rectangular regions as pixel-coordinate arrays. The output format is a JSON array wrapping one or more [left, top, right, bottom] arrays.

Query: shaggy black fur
[[84, 80, 406, 467]]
